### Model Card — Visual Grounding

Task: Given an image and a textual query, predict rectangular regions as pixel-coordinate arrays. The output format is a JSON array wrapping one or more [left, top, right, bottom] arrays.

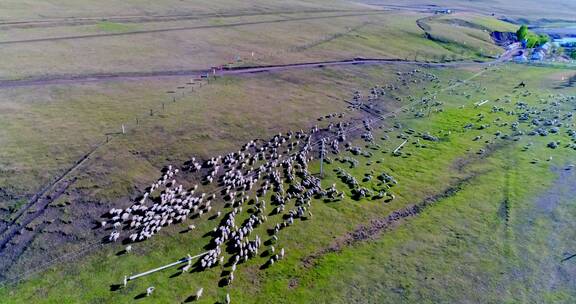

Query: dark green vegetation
[[516, 25, 529, 41], [516, 24, 549, 48]]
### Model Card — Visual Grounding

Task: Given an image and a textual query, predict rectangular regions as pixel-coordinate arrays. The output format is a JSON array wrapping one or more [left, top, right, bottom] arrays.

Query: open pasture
[[1, 62, 574, 303], [363, 0, 576, 22], [0, 63, 431, 280], [2, 1, 576, 303], [0, 5, 517, 279]]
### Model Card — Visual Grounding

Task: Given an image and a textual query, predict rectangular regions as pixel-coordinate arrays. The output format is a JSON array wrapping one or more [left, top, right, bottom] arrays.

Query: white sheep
[[196, 287, 204, 299]]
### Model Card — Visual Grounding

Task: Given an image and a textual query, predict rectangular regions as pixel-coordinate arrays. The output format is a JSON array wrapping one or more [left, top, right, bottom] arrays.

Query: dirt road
[[0, 52, 520, 89]]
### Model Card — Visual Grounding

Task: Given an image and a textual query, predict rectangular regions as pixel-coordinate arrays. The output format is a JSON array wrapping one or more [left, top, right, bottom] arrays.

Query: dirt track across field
[[0, 9, 378, 29], [0, 57, 497, 89], [0, 11, 388, 46]]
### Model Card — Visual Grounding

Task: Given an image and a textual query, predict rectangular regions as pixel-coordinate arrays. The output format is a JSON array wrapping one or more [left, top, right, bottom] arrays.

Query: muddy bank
[[491, 31, 517, 47]]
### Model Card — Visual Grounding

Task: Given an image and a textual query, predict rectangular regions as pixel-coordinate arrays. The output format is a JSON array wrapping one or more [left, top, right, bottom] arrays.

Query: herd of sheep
[[100, 67, 576, 302], [98, 68, 449, 301]]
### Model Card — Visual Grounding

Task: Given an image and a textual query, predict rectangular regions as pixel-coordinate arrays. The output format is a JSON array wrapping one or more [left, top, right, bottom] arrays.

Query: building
[[531, 50, 545, 61], [539, 42, 551, 53], [434, 9, 454, 14]]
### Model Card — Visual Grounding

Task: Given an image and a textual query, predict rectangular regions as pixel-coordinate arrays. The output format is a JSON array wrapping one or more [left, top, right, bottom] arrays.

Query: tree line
[[516, 25, 549, 48]]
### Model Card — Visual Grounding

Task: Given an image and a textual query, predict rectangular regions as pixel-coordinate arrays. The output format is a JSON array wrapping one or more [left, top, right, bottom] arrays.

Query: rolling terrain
[[0, 1, 575, 303]]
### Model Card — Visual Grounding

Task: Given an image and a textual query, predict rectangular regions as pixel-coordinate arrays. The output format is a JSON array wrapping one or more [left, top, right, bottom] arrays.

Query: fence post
[[320, 140, 325, 178]]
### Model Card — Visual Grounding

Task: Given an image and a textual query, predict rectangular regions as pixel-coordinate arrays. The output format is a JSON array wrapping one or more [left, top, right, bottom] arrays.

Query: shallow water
[[554, 37, 576, 45]]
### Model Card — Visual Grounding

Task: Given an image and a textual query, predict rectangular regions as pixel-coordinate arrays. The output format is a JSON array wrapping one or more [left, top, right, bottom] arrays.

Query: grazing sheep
[[196, 287, 204, 300], [109, 231, 120, 242], [101, 122, 344, 249], [125, 245, 132, 253], [146, 286, 155, 297]]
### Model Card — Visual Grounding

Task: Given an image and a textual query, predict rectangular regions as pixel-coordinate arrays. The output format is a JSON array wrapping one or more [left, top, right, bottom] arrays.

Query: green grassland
[[96, 21, 138, 33], [0, 10, 516, 223], [0, 65, 404, 211], [367, 0, 576, 22], [460, 14, 518, 32], [3, 0, 575, 22], [0, 63, 431, 279], [1, 63, 575, 303], [0, 0, 358, 20], [0, 9, 515, 79], [0, 1, 519, 210], [417, 13, 517, 60], [253, 65, 576, 303], [2, 1, 576, 303]]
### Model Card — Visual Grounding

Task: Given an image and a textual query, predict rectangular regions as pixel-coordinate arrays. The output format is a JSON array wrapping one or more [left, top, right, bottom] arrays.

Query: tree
[[516, 25, 528, 41], [538, 34, 550, 46], [526, 35, 539, 48]]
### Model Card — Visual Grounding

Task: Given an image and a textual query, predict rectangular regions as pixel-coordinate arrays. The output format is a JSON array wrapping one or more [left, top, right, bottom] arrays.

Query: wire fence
[[0, 59, 498, 291]]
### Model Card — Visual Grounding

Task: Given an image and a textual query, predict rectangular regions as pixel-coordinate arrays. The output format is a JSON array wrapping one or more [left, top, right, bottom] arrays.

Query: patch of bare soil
[[490, 31, 517, 47], [554, 74, 576, 89], [288, 277, 300, 289], [510, 164, 576, 296], [535, 166, 576, 212], [452, 139, 512, 172]]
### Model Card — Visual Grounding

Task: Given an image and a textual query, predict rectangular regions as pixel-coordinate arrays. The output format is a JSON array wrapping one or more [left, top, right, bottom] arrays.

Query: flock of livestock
[[96, 68, 449, 301], [102, 110, 362, 301], [103, 126, 343, 244], [101, 70, 446, 246], [103, 68, 570, 302]]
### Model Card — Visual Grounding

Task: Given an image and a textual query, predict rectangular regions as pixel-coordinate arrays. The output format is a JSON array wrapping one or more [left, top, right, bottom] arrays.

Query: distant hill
[[359, 0, 576, 22]]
